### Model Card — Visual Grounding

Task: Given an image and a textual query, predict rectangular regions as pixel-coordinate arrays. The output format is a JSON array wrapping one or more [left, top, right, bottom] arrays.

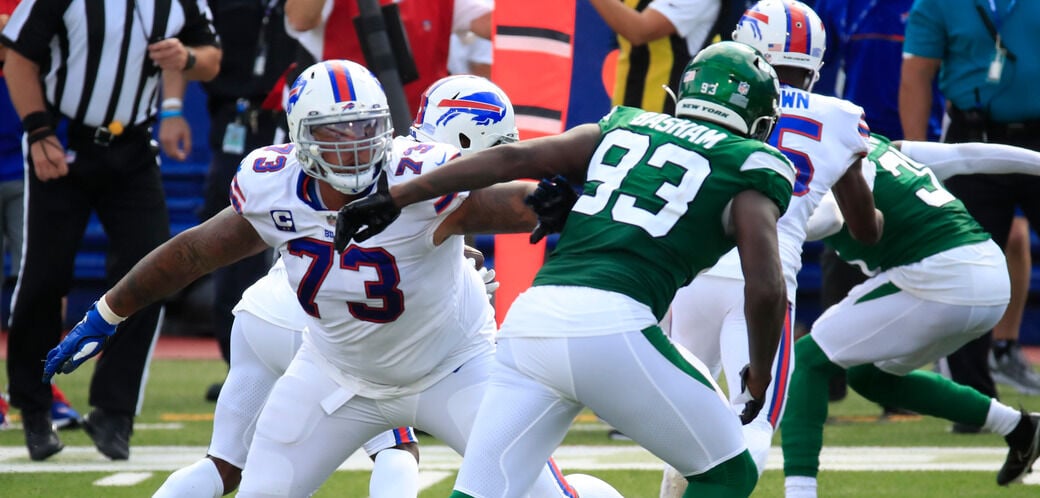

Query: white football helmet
[[732, 0, 826, 90], [410, 75, 518, 155], [286, 60, 394, 194]]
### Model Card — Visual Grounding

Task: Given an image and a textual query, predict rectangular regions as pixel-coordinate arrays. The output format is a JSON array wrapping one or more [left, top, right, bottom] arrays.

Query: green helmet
[[675, 41, 781, 142]]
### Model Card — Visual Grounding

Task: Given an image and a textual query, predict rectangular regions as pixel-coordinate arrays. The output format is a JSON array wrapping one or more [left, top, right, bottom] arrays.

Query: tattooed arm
[[106, 207, 269, 316], [434, 181, 539, 245]]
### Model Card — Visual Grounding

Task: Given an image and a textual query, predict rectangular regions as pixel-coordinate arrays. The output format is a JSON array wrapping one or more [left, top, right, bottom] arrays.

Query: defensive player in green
[[336, 41, 795, 498], [781, 134, 1040, 498]]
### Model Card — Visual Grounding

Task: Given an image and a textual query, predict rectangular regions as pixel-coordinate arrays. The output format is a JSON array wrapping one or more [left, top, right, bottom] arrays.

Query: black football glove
[[737, 364, 766, 425], [524, 175, 578, 244], [334, 173, 400, 251]]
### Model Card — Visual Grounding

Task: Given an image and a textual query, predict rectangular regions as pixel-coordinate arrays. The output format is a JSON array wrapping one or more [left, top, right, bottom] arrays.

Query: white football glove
[[468, 257, 499, 301]]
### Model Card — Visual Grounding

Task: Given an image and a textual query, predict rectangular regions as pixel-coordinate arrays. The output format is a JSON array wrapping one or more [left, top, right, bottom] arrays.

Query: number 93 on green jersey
[[534, 106, 795, 319]]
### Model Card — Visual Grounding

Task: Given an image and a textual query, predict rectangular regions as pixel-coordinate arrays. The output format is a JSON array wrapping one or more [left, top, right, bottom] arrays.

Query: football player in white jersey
[[42, 62, 604, 498], [661, 1, 882, 490], [152, 74, 528, 498]]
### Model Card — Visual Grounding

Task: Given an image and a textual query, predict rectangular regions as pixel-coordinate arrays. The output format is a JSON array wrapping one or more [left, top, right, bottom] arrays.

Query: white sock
[[152, 458, 223, 498], [659, 464, 688, 498], [369, 448, 419, 498], [742, 419, 774, 476], [984, 399, 1022, 436], [785, 475, 817, 498]]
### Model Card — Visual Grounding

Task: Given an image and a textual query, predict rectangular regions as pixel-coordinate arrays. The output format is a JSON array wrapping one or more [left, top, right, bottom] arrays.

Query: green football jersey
[[825, 134, 991, 273], [533, 106, 796, 320]]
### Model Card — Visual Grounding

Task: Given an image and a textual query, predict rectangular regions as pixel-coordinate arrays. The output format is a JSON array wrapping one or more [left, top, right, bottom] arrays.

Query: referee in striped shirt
[[1, 0, 220, 461]]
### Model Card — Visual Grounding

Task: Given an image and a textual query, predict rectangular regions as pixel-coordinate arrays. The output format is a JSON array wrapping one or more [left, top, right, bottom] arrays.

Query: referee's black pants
[[199, 102, 278, 365], [942, 112, 1040, 401], [7, 129, 169, 417]]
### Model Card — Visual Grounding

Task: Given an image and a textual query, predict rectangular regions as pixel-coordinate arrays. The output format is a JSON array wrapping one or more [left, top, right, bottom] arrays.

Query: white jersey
[[232, 137, 496, 399], [704, 86, 870, 296], [233, 258, 307, 331]]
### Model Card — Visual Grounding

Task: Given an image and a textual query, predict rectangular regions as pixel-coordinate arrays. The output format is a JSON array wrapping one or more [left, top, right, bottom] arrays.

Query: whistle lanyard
[[987, 0, 1016, 31], [840, 0, 878, 44], [253, 0, 281, 76]]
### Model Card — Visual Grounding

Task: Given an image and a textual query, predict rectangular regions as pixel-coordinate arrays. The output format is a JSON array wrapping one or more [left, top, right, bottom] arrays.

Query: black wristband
[[183, 49, 196, 71], [22, 111, 52, 134], [27, 127, 56, 146]]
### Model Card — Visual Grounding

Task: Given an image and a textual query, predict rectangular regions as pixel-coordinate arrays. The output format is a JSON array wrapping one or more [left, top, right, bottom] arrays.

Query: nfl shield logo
[[327, 214, 337, 226], [738, 82, 750, 96]]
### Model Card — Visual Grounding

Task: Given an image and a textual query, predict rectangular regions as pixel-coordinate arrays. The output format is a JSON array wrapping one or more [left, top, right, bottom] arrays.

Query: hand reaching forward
[[524, 175, 578, 243], [42, 302, 118, 383], [334, 174, 400, 251]]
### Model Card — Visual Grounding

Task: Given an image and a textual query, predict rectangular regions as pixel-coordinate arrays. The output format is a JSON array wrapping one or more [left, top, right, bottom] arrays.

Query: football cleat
[[997, 410, 1040, 485]]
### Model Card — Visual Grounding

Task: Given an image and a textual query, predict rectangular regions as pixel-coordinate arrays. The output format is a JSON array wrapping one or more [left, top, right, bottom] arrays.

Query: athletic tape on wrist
[[97, 295, 127, 325], [161, 97, 184, 109]]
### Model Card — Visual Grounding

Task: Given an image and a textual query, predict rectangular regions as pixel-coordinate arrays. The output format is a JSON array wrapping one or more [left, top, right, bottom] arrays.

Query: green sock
[[847, 364, 989, 426], [449, 491, 474, 498], [683, 450, 758, 498], [781, 336, 844, 478]]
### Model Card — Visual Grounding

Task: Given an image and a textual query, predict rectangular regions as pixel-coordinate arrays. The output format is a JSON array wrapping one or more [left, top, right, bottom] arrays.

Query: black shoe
[[205, 382, 222, 402], [84, 409, 132, 460], [22, 410, 64, 461], [881, 406, 918, 418], [607, 429, 631, 441], [951, 422, 983, 434], [997, 410, 1040, 486], [828, 373, 847, 402]]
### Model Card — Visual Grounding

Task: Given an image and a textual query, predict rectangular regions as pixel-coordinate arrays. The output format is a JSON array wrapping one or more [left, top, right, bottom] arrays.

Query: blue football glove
[[42, 302, 117, 383]]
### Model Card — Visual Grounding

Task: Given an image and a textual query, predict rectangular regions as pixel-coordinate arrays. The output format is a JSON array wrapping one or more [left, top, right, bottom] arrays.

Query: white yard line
[[0, 445, 1036, 478]]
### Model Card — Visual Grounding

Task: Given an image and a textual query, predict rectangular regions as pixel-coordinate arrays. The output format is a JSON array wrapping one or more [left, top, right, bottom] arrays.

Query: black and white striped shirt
[[1, 0, 219, 128]]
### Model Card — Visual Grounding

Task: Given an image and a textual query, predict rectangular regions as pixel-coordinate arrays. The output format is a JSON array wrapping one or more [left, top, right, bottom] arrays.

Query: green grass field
[[2, 359, 1039, 497]]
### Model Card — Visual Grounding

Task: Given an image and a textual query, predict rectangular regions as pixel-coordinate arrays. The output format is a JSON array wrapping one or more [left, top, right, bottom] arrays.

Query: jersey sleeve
[[829, 98, 871, 168], [387, 139, 471, 247], [646, 0, 719, 42], [902, 0, 946, 59], [229, 145, 299, 248], [740, 149, 796, 215], [452, 0, 493, 33], [1, 0, 65, 63], [178, 0, 220, 47]]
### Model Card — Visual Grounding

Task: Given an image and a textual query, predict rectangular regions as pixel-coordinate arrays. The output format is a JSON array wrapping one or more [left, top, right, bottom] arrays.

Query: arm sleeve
[[899, 141, 1040, 181]]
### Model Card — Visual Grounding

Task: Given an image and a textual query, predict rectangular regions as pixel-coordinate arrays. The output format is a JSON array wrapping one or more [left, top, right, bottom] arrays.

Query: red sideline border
[[0, 331, 223, 361]]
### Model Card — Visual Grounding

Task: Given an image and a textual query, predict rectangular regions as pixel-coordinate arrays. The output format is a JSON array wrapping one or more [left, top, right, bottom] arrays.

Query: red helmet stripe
[[437, 98, 502, 112], [326, 62, 356, 103], [746, 10, 769, 23], [784, 2, 810, 55]]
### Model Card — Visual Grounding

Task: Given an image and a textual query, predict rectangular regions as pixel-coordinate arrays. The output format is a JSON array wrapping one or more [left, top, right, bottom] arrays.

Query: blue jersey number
[[287, 238, 405, 323], [768, 115, 822, 197]]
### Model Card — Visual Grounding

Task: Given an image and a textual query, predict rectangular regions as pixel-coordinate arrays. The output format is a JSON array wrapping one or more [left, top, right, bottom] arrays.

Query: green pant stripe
[[855, 281, 901, 304], [641, 325, 716, 391], [852, 280, 902, 303]]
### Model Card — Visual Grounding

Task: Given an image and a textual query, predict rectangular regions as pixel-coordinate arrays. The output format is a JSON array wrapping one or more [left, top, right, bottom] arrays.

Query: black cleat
[[205, 382, 222, 402], [84, 409, 133, 460], [997, 410, 1040, 485], [22, 410, 64, 461]]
